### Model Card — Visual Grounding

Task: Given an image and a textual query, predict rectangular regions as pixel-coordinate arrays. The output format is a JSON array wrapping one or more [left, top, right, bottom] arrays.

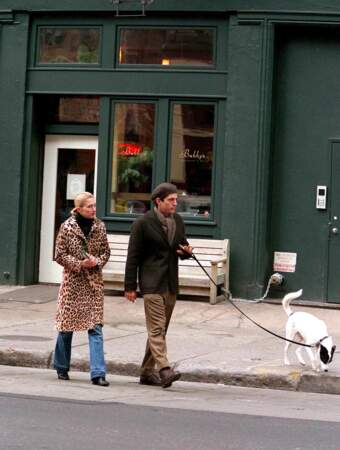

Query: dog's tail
[[282, 289, 303, 316]]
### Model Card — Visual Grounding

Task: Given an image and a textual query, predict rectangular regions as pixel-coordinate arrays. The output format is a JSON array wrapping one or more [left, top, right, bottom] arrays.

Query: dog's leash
[[186, 250, 313, 348]]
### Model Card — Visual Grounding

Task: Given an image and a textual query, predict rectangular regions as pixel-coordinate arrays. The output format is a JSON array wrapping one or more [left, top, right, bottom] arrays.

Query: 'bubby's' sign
[[179, 148, 206, 160]]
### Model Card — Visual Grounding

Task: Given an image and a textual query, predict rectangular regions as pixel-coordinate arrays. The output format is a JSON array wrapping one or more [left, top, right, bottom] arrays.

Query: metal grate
[[110, 0, 154, 17]]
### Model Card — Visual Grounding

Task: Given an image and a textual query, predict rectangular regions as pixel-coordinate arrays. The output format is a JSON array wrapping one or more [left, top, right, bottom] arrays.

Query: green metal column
[[223, 16, 274, 299], [0, 12, 29, 284]]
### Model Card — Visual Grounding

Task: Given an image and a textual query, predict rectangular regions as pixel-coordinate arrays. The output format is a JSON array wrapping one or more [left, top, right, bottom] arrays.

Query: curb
[[298, 372, 340, 395], [1, 348, 340, 395], [0, 349, 53, 370]]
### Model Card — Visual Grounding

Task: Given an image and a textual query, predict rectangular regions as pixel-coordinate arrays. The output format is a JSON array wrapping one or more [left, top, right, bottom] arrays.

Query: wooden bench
[[103, 234, 230, 305]]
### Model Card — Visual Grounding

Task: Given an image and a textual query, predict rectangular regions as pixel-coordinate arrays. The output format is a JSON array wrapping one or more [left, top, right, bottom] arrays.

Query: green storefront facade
[[2, 0, 340, 302]]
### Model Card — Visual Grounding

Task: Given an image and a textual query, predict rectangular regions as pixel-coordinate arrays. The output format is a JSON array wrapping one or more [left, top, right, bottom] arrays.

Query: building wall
[[2, 2, 340, 300], [0, 12, 29, 284]]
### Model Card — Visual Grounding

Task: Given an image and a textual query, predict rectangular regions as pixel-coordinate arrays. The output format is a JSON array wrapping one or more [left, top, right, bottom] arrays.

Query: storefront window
[[170, 104, 215, 218], [111, 103, 155, 214], [38, 27, 100, 64], [118, 28, 214, 66]]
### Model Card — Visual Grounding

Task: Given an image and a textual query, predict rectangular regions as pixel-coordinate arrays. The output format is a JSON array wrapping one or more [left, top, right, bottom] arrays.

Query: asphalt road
[[1, 366, 340, 450]]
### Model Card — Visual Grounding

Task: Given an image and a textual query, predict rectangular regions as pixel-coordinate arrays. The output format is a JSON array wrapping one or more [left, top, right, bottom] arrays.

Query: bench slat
[[108, 256, 128, 263], [107, 263, 126, 268], [107, 244, 225, 254], [107, 235, 130, 242], [187, 239, 225, 247]]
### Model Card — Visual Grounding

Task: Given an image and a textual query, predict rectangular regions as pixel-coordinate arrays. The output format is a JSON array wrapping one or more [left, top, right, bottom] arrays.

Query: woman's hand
[[81, 255, 97, 268]]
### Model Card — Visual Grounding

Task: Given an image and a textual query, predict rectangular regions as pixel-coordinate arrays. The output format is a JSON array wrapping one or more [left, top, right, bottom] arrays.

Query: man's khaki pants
[[141, 292, 176, 374]]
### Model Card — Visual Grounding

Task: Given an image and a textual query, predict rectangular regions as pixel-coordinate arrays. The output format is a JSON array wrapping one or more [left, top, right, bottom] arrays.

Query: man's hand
[[81, 255, 97, 268], [177, 244, 193, 256], [125, 291, 137, 303]]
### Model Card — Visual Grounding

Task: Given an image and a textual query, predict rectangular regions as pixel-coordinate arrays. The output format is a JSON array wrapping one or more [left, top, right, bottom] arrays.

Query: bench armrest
[[210, 257, 227, 266]]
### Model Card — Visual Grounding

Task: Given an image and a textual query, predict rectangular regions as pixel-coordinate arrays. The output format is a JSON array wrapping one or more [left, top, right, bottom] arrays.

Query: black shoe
[[159, 367, 181, 389], [57, 371, 70, 381], [139, 373, 162, 386], [92, 376, 110, 387]]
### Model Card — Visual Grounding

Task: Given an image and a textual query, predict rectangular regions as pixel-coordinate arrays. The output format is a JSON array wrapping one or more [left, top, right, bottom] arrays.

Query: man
[[124, 182, 193, 388]]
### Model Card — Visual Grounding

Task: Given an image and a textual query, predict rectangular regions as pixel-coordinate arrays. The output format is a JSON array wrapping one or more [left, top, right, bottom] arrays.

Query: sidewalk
[[0, 284, 340, 395]]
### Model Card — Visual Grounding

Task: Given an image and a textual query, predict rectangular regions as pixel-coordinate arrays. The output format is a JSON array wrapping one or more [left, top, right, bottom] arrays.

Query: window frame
[[30, 15, 227, 72], [116, 25, 216, 69], [105, 97, 222, 224], [28, 15, 227, 234]]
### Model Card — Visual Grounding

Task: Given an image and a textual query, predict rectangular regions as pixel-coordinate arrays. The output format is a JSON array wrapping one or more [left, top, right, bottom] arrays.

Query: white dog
[[283, 289, 336, 372]]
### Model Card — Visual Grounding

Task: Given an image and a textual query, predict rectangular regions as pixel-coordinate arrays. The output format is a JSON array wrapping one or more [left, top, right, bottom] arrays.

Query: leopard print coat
[[55, 214, 110, 332]]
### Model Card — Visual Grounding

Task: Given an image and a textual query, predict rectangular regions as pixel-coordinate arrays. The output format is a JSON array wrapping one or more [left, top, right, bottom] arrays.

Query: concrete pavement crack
[[72, 330, 145, 348], [174, 350, 216, 366]]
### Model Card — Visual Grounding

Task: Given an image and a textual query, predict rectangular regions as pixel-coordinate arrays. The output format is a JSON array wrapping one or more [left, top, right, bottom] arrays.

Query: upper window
[[38, 27, 100, 64], [118, 28, 214, 66]]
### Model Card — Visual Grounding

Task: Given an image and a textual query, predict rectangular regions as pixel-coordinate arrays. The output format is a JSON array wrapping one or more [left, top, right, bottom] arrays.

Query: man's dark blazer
[[124, 209, 190, 295]]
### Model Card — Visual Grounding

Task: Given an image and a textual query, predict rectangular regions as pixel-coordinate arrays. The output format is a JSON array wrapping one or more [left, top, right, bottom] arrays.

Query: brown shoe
[[159, 367, 181, 389], [139, 373, 162, 386]]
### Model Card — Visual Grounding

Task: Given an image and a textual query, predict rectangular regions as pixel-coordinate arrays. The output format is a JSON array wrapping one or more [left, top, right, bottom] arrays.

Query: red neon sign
[[118, 143, 142, 156]]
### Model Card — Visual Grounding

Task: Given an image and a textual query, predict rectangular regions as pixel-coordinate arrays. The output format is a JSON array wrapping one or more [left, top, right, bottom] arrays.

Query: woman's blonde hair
[[71, 192, 94, 214]]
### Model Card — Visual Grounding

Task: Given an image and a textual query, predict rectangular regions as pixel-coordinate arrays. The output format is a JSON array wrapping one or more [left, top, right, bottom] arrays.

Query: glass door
[[39, 135, 98, 283]]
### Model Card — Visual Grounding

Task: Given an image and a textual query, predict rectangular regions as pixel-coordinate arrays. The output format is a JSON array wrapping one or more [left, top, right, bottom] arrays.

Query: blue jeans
[[53, 324, 106, 380]]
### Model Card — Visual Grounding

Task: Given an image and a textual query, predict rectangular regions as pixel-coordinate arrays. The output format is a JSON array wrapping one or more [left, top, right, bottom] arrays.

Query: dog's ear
[[329, 345, 336, 363], [320, 345, 329, 364]]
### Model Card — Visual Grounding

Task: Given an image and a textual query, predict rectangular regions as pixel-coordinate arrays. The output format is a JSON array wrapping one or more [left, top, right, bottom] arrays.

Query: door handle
[[332, 227, 339, 235]]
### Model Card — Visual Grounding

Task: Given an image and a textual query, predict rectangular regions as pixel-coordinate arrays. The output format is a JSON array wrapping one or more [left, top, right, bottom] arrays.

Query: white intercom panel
[[316, 185, 327, 210]]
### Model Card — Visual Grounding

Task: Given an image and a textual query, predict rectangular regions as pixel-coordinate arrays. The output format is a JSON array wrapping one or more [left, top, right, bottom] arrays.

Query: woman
[[53, 192, 110, 386]]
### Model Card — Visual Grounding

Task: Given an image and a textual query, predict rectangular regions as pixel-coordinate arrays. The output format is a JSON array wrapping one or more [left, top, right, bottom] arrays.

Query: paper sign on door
[[66, 174, 86, 200]]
